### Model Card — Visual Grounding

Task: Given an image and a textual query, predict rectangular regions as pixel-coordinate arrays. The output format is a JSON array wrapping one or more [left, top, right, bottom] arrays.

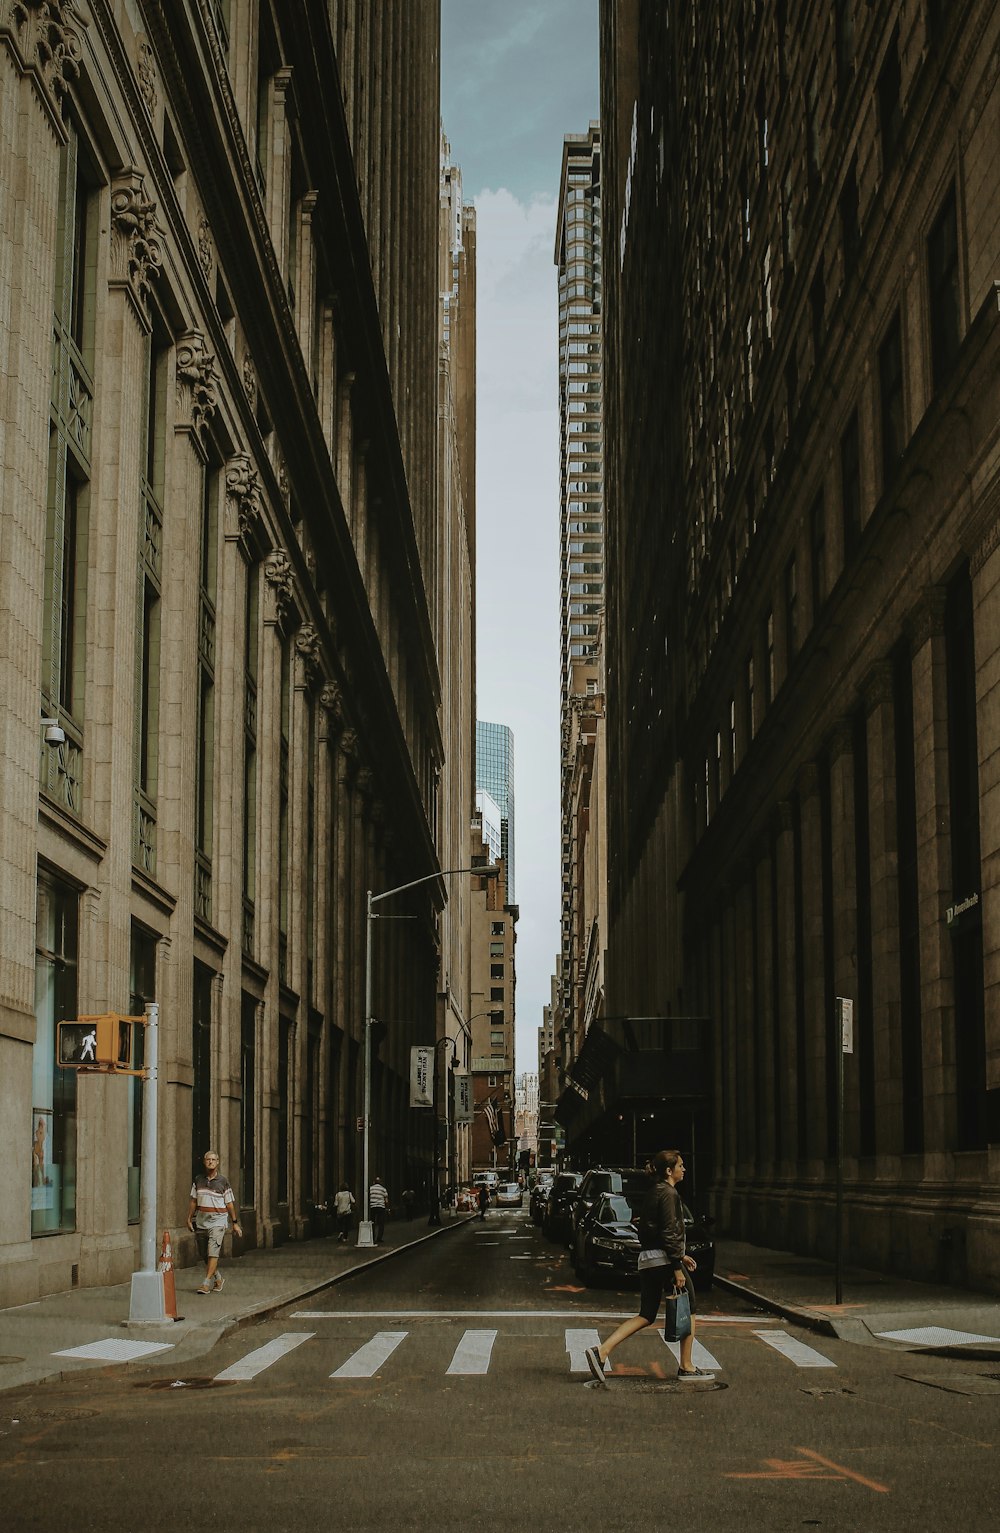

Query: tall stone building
[[469, 814, 517, 1174], [599, 1, 1000, 1287], [555, 126, 606, 1064], [0, 0, 477, 1305]]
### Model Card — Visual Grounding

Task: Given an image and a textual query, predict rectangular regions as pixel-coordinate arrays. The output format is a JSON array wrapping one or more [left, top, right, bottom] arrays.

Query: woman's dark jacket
[[636, 1180, 686, 1264]]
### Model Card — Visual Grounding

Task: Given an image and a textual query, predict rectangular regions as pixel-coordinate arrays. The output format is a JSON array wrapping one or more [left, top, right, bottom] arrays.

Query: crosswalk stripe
[[565, 1327, 606, 1373], [215, 1332, 314, 1381], [331, 1330, 408, 1378], [661, 1337, 722, 1371], [754, 1329, 836, 1368], [446, 1330, 498, 1375]]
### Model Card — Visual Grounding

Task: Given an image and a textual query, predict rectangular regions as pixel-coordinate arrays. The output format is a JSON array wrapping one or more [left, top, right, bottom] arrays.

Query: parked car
[[496, 1181, 523, 1207], [529, 1175, 554, 1225], [571, 1189, 715, 1290], [541, 1170, 582, 1242], [472, 1171, 499, 1193], [570, 1166, 652, 1245]]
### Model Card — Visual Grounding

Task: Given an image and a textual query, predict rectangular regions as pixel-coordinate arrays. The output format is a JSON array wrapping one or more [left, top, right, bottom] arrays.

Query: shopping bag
[[663, 1287, 692, 1342]]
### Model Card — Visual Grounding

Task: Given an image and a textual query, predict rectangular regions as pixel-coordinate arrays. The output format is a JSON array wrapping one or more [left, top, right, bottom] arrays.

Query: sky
[[440, 0, 601, 1075]]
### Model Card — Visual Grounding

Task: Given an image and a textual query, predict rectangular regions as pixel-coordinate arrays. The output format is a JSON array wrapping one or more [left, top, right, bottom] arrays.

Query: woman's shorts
[[638, 1266, 697, 1324]]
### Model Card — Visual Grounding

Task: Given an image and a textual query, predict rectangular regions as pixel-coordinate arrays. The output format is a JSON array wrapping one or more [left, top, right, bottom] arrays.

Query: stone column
[[799, 762, 828, 1172], [754, 841, 777, 1176], [734, 869, 755, 1183], [908, 589, 952, 1162], [774, 801, 799, 1178], [828, 720, 859, 1163], [864, 661, 903, 1163], [970, 514, 1000, 1113]]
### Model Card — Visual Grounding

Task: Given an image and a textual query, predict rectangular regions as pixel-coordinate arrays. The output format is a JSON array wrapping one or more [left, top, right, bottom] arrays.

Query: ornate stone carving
[[136, 35, 157, 115], [175, 330, 219, 436], [356, 767, 374, 803], [277, 456, 290, 508], [774, 799, 795, 836], [862, 661, 894, 713], [197, 216, 213, 281], [109, 172, 164, 302], [7, 0, 85, 100], [339, 728, 359, 779], [263, 549, 295, 624], [320, 680, 342, 723], [827, 717, 854, 762], [294, 622, 322, 685], [797, 759, 821, 799], [224, 452, 261, 543], [907, 586, 948, 651], [242, 352, 256, 407]]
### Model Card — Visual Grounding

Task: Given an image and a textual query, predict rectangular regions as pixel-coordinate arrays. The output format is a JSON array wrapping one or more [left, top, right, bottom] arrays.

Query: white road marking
[[565, 1327, 607, 1373], [292, 1309, 770, 1321], [52, 1339, 174, 1362], [661, 1337, 722, 1371], [331, 1330, 408, 1378], [754, 1329, 837, 1368], [446, 1330, 498, 1375], [214, 1332, 315, 1381], [875, 1326, 1000, 1347]]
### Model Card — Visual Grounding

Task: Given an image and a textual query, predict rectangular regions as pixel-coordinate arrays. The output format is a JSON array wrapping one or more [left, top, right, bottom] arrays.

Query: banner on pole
[[836, 996, 854, 1054], [409, 1045, 434, 1108], [454, 1072, 472, 1125]]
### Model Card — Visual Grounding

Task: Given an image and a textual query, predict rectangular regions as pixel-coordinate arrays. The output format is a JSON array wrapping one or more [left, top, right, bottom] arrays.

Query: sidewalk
[[0, 1211, 475, 1394], [713, 1237, 1000, 1360]]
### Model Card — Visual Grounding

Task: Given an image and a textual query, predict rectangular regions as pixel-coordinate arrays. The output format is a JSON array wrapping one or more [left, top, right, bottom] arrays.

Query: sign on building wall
[[454, 1072, 472, 1124], [409, 1046, 434, 1108]]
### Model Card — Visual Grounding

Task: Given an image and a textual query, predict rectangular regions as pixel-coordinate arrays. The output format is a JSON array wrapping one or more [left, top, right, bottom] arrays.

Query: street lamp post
[[427, 1035, 458, 1227], [357, 864, 498, 1247]]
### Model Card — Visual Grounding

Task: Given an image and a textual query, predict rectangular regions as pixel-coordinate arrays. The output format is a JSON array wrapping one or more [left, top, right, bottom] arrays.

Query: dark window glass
[[928, 185, 960, 390], [841, 410, 862, 560], [810, 493, 827, 614], [278, 1018, 291, 1201], [878, 29, 903, 167], [32, 874, 79, 1236], [785, 557, 798, 660], [893, 644, 923, 1153], [809, 267, 825, 364], [835, 0, 854, 103], [128, 926, 155, 1223], [765, 610, 775, 705], [840, 160, 860, 274], [878, 309, 905, 484], [240, 994, 256, 1206], [853, 710, 875, 1156], [191, 963, 213, 1172]]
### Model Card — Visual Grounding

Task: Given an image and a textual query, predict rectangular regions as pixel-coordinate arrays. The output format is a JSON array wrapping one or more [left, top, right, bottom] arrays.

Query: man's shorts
[[195, 1219, 228, 1259], [638, 1265, 698, 1324]]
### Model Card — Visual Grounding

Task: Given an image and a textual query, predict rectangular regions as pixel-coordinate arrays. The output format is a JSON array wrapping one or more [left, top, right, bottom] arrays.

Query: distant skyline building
[[476, 720, 515, 901], [475, 788, 503, 866]]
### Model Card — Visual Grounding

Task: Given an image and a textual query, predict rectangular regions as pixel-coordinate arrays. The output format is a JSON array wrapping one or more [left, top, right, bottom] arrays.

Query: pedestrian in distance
[[369, 1174, 390, 1244], [401, 1186, 415, 1221], [186, 1149, 242, 1295], [334, 1182, 355, 1241], [584, 1149, 713, 1386], [477, 1183, 489, 1220]]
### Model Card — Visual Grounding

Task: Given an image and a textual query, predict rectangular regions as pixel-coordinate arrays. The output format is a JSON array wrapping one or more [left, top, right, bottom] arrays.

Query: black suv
[[572, 1190, 716, 1290], [569, 1167, 652, 1246], [541, 1171, 582, 1243]]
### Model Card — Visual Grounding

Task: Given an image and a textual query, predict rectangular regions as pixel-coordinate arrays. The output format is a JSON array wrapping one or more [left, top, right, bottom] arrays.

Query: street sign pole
[[357, 891, 375, 1248], [834, 997, 854, 1306], [128, 1001, 167, 1323]]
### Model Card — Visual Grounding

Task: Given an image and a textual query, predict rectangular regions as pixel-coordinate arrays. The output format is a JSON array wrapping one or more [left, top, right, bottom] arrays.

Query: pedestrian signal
[[57, 1014, 140, 1071]]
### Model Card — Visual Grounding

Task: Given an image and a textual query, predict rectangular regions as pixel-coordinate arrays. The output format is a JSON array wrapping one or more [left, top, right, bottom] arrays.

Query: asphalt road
[[2, 1207, 999, 1531]]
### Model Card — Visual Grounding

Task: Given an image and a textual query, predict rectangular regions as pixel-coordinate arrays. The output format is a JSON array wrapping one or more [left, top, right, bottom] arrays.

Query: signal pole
[[128, 1002, 166, 1323]]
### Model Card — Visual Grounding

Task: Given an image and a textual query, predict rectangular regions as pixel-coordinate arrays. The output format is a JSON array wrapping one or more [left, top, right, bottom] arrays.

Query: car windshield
[[597, 1195, 636, 1225], [553, 1174, 579, 1195]]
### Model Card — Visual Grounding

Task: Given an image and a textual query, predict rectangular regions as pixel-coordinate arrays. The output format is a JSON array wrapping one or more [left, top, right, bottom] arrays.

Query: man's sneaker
[[213, 1274, 225, 1292], [585, 1346, 608, 1386], [677, 1366, 714, 1382]]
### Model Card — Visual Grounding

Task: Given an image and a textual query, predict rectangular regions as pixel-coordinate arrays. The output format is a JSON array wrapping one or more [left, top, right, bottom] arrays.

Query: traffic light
[[57, 1014, 138, 1071]]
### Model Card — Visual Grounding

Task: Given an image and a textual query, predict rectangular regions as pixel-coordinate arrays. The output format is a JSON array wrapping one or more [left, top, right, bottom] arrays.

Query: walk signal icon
[[57, 1014, 140, 1071]]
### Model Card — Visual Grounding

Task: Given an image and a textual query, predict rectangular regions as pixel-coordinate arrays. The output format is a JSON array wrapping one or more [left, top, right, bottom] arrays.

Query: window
[[765, 610, 775, 706], [196, 464, 218, 924], [490, 1031, 505, 1048], [240, 994, 257, 1206], [840, 160, 860, 275], [128, 925, 156, 1223], [747, 654, 756, 740], [135, 323, 168, 876], [928, 184, 960, 390], [192, 963, 214, 1173], [489, 940, 504, 957], [490, 964, 505, 980], [490, 987, 505, 1003], [878, 309, 905, 484], [242, 564, 258, 955], [32, 872, 79, 1235], [878, 29, 902, 169], [729, 696, 737, 775], [841, 410, 862, 560], [491, 921, 505, 936], [810, 493, 827, 614], [835, 0, 854, 103], [785, 556, 798, 660], [806, 63, 821, 198]]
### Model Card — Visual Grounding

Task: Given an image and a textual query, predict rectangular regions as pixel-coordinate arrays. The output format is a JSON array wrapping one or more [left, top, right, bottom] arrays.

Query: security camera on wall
[[42, 718, 66, 746]]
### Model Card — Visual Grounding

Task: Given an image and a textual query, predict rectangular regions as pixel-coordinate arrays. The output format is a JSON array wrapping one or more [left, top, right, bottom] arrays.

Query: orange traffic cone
[[158, 1228, 179, 1319]]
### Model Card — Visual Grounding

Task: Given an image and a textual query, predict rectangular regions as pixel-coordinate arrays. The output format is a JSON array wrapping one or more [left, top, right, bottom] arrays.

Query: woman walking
[[584, 1149, 713, 1384]]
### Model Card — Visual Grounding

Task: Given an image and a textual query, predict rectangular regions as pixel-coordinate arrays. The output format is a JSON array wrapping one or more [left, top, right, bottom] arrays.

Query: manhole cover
[[799, 1386, 856, 1397], [133, 1377, 224, 1390]]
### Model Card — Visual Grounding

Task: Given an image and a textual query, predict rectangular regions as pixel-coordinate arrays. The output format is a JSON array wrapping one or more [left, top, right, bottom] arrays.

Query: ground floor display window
[[32, 871, 79, 1236]]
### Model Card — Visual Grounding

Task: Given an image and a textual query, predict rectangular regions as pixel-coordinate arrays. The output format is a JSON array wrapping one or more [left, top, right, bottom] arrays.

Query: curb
[[712, 1274, 839, 1337]]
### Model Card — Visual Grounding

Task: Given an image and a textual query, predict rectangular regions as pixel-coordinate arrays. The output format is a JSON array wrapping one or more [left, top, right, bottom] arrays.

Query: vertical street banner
[[409, 1045, 434, 1108], [454, 1072, 472, 1125]]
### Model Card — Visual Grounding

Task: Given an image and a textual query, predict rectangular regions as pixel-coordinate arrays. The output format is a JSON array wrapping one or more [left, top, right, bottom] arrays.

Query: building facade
[[600, 1, 1000, 1287], [555, 126, 605, 1062], [470, 818, 517, 1173], [0, 0, 477, 1306], [476, 718, 516, 900]]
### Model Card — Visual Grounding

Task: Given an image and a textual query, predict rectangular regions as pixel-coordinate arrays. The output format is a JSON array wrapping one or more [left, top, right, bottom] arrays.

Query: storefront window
[[32, 872, 79, 1235]]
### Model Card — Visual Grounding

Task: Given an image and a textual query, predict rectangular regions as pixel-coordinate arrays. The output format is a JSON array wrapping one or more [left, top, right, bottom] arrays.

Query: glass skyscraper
[[476, 720, 515, 902]]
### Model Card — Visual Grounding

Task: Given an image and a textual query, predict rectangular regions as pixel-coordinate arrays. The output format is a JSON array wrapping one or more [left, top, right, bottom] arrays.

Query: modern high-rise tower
[[476, 720, 515, 902]]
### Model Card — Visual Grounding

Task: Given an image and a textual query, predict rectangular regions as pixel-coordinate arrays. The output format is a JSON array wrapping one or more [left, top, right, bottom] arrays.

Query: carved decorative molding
[[320, 679, 342, 723], [197, 215, 213, 281], [356, 767, 374, 803], [224, 452, 261, 543], [969, 478, 1000, 576], [960, 35, 1000, 151], [175, 330, 219, 436], [294, 622, 322, 686], [5, 0, 85, 101], [263, 549, 295, 624], [242, 352, 256, 407], [109, 171, 164, 302], [135, 34, 157, 114], [774, 799, 794, 836], [863, 660, 894, 713], [797, 759, 821, 799], [827, 718, 854, 762], [907, 586, 948, 651]]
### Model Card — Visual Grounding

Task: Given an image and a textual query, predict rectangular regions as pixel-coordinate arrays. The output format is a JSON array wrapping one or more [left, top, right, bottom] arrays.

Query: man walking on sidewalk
[[186, 1149, 242, 1294], [369, 1175, 390, 1244]]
